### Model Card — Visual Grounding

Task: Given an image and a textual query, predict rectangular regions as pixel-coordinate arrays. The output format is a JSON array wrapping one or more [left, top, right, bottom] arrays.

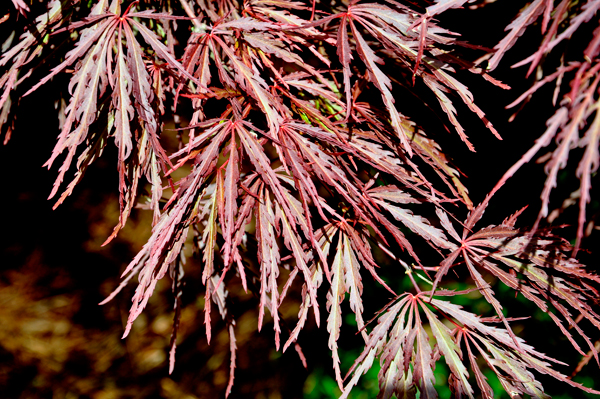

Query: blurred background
[[1, 1, 599, 398]]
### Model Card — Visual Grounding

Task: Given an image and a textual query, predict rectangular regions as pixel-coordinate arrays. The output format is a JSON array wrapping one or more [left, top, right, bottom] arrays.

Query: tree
[[1, 0, 600, 397]]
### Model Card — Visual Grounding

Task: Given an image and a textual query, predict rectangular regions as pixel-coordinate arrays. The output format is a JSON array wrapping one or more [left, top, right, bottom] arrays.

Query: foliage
[[1, 0, 600, 398]]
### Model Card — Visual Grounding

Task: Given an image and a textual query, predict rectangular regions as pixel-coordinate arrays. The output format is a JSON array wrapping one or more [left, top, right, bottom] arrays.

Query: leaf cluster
[[2, 0, 600, 398]]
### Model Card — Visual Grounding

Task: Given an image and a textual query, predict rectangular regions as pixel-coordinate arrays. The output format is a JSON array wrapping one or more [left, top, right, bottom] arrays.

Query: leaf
[[113, 25, 136, 230], [222, 133, 240, 266], [279, 206, 320, 325], [214, 35, 281, 136], [123, 22, 157, 135], [514, 0, 600, 71], [202, 186, 219, 343], [376, 199, 453, 250], [465, 339, 494, 399], [256, 188, 281, 347], [342, 297, 409, 399], [487, 0, 546, 71], [47, 20, 117, 201], [243, 33, 304, 65], [350, 20, 412, 156], [422, 76, 475, 151], [11, 0, 29, 15], [342, 234, 366, 335], [482, 339, 550, 398], [129, 18, 201, 85], [426, 0, 474, 18], [575, 104, 600, 251], [168, 257, 185, 374], [24, 17, 116, 97], [414, 320, 437, 399], [327, 237, 345, 389], [225, 323, 237, 398], [215, 17, 276, 32], [422, 306, 474, 398], [337, 16, 353, 120]]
